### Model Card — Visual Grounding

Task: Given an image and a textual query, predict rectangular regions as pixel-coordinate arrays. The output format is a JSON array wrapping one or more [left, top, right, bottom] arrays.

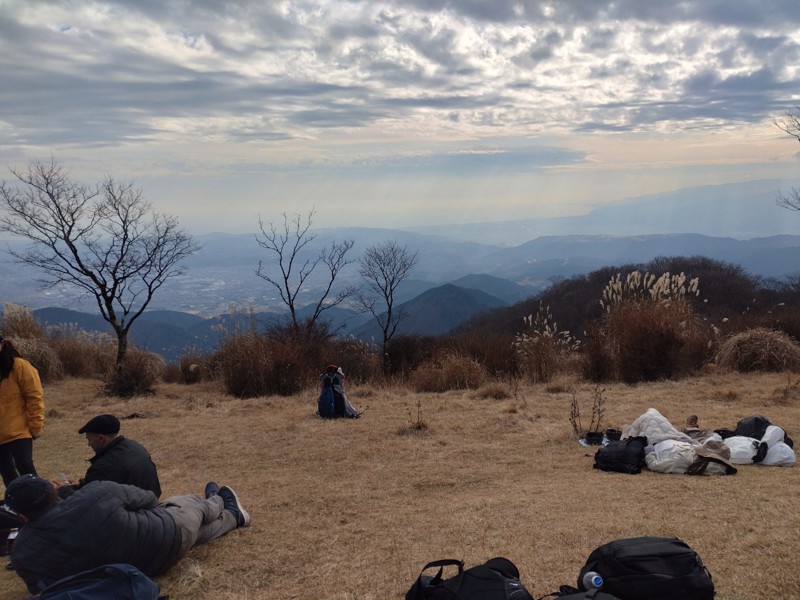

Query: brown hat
[[78, 414, 120, 435], [691, 439, 737, 475]]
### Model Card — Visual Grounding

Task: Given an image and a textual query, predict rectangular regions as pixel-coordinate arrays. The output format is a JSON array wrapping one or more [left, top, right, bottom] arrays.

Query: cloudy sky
[[1, 1, 799, 234]]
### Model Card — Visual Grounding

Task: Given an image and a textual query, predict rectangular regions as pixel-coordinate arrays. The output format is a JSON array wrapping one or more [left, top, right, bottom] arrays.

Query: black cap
[[5, 474, 55, 516], [78, 414, 120, 435]]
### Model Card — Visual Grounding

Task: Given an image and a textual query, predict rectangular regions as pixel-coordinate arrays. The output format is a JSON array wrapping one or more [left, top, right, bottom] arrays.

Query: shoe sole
[[220, 486, 251, 527]]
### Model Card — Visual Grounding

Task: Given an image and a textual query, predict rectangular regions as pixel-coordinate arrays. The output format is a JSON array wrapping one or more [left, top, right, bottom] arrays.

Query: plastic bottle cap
[[583, 571, 604, 589]]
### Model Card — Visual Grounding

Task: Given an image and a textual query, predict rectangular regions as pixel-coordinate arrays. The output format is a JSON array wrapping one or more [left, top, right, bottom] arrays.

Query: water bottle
[[582, 571, 604, 590]]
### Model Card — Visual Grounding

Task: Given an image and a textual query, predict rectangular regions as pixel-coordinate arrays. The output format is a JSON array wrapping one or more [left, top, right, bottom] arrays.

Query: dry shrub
[[47, 325, 116, 378], [410, 351, 487, 392], [586, 270, 711, 383], [0, 304, 63, 382], [515, 335, 569, 383], [212, 318, 365, 398], [396, 399, 429, 435], [103, 348, 165, 397], [514, 304, 579, 383], [10, 336, 64, 383], [384, 335, 437, 376], [450, 332, 517, 377], [1, 303, 45, 339], [214, 332, 274, 398], [600, 299, 710, 383], [178, 349, 208, 384], [325, 337, 383, 384], [262, 334, 306, 396], [582, 322, 615, 382], [715, 327, 800, 372], [474, 382, 512, 400], [162, 362, 184, 384]]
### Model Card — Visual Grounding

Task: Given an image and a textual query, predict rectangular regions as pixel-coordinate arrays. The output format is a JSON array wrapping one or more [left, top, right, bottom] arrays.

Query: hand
[[30, 428, 43, 439], [52, 479, 77, 488]]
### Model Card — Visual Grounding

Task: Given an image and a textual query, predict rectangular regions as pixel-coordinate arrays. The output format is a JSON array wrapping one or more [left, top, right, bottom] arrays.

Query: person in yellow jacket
[[0, 336, 44, 488]]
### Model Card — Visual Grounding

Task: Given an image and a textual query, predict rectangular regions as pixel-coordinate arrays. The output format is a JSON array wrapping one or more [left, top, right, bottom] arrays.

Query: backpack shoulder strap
[[405, 560, 463, 600]]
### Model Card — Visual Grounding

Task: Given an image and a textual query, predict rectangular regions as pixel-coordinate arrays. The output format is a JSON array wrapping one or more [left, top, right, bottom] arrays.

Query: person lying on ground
[[4, 474, 250, 594], [53, 414, 161, 498]]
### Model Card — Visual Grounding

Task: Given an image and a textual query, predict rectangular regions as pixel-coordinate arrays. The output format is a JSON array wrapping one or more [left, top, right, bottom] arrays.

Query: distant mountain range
[[406, 178, 800, 245], [2, 178, 800, 361], [3, 230, 800, 361], [30, 274, 523, 362]]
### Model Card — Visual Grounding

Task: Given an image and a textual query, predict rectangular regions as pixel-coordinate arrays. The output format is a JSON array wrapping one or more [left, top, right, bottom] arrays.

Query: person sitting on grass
[[4, 474, 250, 595], [54, 414, 162, 498], [317, 364, 361, 419]]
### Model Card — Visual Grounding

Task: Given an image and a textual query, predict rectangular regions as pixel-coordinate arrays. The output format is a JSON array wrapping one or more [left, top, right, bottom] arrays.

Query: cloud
[[0, 1, 798, 231]]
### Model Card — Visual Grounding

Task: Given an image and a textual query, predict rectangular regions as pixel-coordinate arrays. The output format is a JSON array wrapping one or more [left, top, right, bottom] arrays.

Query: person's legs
[[0, 443, 20, 488], [164, 493, 238, 557], [6, 439, 35, 478]]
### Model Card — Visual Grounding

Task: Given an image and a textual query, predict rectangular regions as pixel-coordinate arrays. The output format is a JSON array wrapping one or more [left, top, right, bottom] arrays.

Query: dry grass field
[[1, 370, 799, 600]]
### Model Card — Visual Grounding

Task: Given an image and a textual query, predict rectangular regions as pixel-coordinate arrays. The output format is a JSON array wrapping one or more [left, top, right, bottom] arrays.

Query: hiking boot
[[204, 482, 220, 499], [219, 486, 250, 527]]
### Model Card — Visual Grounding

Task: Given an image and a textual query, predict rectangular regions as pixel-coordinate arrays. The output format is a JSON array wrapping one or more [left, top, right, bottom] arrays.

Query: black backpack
[[592, 437, 647, 474], [734, 415, 794, 448], [537, 585, 622, 599], [577, 537, 715, 600], [406, 557, 534, 600]]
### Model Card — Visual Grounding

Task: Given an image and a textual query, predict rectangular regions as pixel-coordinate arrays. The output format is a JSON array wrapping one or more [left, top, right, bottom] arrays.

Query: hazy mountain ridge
[[351, 283, 509, 342], [405, 178, 800, 245], [30, 280, 513, 362], [3, 177, 800, 361], [14, 230, 800, 362]]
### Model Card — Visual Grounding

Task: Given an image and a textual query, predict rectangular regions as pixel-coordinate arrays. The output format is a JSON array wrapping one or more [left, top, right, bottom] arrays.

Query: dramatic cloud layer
[[1, 1, 799, 232]]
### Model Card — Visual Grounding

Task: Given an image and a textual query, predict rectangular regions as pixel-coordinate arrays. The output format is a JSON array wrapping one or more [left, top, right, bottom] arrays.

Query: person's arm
[[117, 482, 159, 510], [81, 454, 129, 488], [18, 361, 44, 437]]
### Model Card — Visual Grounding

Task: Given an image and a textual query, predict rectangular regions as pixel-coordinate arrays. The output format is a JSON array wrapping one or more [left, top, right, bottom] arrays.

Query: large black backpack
[[577, 537, 714, 600], [734, 415, 794, 448], [406, 557, 533, 600], [592, 437, 647, 474]]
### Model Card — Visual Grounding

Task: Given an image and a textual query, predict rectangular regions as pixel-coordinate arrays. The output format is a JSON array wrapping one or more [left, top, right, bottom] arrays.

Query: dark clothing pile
[[10, 481, 180, 593]]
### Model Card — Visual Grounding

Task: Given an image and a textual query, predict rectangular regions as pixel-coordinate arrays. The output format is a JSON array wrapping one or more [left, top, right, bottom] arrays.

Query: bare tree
[[775, 107, 800, 210], [0, 158, 199, 369], [358, 240, 418, 368], [255, 209, 355, 331]]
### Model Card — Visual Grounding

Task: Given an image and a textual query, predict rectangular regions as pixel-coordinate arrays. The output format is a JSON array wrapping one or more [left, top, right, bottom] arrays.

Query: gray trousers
[[162, 494, 238, 558]]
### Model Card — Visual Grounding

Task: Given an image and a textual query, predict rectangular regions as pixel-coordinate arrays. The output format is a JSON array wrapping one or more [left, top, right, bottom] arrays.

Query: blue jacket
[[10, 481, 181, 593]]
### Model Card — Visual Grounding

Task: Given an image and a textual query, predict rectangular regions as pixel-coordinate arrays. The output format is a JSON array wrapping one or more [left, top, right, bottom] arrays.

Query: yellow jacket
[[0, 357, 44, 444]]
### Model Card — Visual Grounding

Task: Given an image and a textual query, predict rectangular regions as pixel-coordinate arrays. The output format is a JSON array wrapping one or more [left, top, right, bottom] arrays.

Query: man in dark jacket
[[58, 414, 161, 497], [4, 474, 249, 594]]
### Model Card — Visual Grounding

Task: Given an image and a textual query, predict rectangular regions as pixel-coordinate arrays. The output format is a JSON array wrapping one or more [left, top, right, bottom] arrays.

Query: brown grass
[[1, 372, 799, 599], [716, 327, 800, 372]]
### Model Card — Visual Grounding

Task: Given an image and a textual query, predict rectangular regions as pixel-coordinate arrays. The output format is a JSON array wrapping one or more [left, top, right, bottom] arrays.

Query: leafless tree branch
[[0, 158, 199, 369]]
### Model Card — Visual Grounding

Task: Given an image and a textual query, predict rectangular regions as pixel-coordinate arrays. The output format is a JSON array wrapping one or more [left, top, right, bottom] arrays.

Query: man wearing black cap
[[4, 474, 250, 594], [59, 414, 161, 497]]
